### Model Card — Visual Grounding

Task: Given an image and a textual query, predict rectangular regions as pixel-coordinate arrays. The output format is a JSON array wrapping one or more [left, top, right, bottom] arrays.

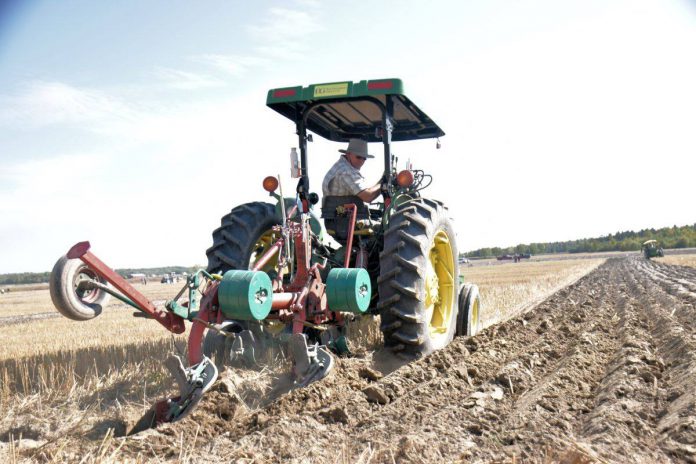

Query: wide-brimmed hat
[[338, 138, 374, 159]]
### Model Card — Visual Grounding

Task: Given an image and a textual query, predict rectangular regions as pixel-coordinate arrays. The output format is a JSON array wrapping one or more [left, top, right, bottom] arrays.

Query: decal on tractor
[[313, 82, 349, 98]]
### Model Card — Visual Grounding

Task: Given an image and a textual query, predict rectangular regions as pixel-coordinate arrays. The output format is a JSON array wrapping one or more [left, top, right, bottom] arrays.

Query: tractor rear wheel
[[206, 202, 281, 274], [205, 202, 282, 365], [378, 198, 459, 359]]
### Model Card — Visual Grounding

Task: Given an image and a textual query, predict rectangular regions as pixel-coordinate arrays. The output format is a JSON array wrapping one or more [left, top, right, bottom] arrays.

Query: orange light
[[396, 170, 414, 187], [263, 176, 279, 192]]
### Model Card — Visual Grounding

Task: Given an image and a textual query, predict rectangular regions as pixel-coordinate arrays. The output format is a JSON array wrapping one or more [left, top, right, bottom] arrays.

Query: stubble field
[[2, 252, 695, 462]]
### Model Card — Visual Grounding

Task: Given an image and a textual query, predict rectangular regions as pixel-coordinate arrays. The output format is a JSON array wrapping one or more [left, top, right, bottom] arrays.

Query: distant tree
[[463, 222, 696, 257], [0, 265, 199, 285]]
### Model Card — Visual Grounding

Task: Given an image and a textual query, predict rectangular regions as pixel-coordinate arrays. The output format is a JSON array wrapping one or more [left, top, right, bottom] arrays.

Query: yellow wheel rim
[[248, 228, 281, 273], [424, 230, 455, 343], [470, 294, 480, 334]]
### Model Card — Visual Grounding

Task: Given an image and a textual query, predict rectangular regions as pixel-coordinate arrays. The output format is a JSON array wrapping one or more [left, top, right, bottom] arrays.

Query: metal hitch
[[289, 333, 334, 388]]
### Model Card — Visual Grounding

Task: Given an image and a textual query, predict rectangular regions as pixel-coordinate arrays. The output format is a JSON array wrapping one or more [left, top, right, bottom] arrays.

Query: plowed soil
[[62, 257, 696, 462]]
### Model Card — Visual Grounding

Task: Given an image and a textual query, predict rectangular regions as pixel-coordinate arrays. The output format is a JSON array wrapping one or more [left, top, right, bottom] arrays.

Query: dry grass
[[0, 282, 189, 360], [0, 354, 175, 463], [0, 308, 190, 361], [0, 338, 184, 397], [661, 252, 696, 268], [463, 258, 605, 328], [0, 281, 175, 318]]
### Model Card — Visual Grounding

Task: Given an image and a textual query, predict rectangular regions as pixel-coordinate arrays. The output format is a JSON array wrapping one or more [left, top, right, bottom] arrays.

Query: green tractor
[[206, 78, 481, 358], [48, 78, 481, 427], [642, 239, 664, 259]]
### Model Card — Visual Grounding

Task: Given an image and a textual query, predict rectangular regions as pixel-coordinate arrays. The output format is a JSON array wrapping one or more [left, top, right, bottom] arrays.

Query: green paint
[[326, 268, 372, 314], [219, 270, 273, 321], [266, 79, 404, 105]]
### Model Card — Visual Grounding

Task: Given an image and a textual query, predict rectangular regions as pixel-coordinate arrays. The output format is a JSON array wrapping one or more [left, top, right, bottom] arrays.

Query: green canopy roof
[[266, 78, 445, 142]]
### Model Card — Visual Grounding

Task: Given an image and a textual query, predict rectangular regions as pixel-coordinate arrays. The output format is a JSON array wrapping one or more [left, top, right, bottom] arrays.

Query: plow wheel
[[378, 198, 459, 359], [206, 202, 281, 275], [49, 256, 111, 321]]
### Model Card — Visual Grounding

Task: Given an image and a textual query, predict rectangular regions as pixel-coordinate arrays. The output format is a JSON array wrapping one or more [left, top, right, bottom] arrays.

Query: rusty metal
[[67, 241, 185, 334], [342, 204, 358, 268], [288, 221, 311, 291], [187, 282, 220, 365], [271, 292, 297, 309], [251, 237, 284, 272]]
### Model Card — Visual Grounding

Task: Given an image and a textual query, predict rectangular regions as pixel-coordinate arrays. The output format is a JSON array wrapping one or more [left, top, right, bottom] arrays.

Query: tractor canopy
[[266, 78, 445, 143]]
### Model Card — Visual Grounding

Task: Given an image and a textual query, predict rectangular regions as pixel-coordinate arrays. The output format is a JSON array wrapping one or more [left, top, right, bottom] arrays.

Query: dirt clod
[[363, 385, 390, 404], [358, 366, 383, 382]]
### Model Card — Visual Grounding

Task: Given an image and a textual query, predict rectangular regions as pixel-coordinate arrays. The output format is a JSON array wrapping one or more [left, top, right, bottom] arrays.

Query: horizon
[[1, 220, 692, 275], [1, 0, 694, 273]]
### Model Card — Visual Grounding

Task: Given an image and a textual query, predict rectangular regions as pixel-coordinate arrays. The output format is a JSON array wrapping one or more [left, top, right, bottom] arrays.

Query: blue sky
[[0, 0, 694, 273]]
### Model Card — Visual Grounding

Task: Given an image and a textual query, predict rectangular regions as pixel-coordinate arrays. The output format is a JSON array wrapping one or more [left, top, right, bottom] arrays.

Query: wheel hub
[[73, 267, 100, 303], [425, 263, 440, 305], [426, 230, 455, 342]]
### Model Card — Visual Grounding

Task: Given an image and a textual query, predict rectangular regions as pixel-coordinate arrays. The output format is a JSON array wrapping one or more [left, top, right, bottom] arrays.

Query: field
[[2, 252, 696, 462], [661, 253, 696, 268]]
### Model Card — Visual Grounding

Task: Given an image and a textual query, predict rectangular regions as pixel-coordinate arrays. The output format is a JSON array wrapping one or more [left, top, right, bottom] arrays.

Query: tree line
[[0, 266, 200, 286], [464, 223, 696, 259]]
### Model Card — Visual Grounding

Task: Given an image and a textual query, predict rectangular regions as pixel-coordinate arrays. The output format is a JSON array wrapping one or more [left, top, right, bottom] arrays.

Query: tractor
[[48, 78, 482, 429], [641, 239, 664, 259]]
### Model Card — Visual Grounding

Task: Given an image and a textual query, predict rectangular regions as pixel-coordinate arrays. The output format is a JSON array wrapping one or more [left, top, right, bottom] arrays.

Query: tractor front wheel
[[378, 198, 459, 359], [456, 283, 481, 337]]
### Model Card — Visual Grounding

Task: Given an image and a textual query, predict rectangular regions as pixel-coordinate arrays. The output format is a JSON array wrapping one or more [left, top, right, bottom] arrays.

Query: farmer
[[322, 138, 381, 203]]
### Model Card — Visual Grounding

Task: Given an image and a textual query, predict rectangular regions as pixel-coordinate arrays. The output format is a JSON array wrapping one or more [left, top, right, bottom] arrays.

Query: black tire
[[456, 283, 472, 336], [457, 283, 481, 337], [206, 202, 280, 274], [49, 256, 111, 321], [205, 202, 282, 364], [378, 198, 459, 359]]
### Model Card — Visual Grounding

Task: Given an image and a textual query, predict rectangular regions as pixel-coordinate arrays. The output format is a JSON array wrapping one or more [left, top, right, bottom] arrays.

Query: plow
[[48, 78, 482, 431]]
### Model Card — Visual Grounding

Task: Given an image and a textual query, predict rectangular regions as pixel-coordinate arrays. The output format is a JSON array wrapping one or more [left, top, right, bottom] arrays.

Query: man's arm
[[357, 182, 381, 203]]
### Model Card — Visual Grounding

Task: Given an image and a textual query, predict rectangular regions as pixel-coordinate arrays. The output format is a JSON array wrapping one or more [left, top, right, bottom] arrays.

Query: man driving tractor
[[322, 138, 381, 203]]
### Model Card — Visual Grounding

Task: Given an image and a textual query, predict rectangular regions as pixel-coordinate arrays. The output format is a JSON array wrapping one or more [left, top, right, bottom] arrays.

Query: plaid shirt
[[322, 155, 367, 197]]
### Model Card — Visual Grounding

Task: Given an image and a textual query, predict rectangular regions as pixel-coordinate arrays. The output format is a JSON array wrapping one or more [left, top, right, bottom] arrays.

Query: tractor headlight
[[396, 170, 414, 187], [263, 176, 279, 192]]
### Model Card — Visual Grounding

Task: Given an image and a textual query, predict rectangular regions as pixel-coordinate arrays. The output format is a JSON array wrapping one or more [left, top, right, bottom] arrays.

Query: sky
[[0, 0, 694, 273]]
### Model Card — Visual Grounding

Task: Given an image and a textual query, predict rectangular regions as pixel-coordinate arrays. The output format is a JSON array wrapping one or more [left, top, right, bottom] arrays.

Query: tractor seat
[[321, 195, 378, 243]]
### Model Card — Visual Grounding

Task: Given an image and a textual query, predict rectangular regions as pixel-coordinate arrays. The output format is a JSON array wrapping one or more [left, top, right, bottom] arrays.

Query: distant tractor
[[642, 240, 664, 259]]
